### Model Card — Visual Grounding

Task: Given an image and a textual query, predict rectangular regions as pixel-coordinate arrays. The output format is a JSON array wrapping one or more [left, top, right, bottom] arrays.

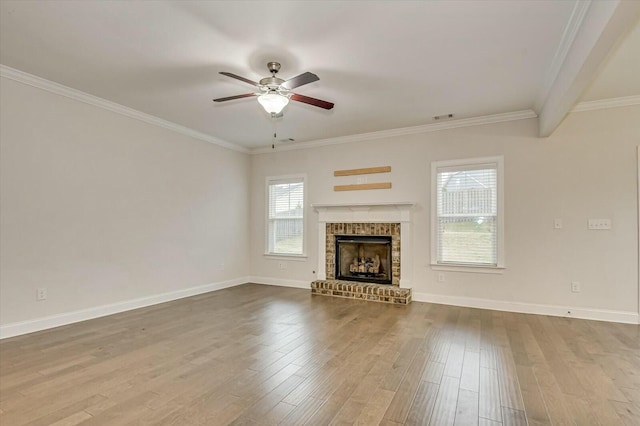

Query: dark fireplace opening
[[335, 235, 392, 285]]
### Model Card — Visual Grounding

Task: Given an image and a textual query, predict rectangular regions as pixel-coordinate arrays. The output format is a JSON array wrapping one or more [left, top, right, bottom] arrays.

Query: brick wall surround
[[325, 222, 401, 285]]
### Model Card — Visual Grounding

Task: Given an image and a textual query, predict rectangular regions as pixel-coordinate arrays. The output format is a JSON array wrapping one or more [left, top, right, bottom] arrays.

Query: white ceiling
[[0, 1, 638, 150]]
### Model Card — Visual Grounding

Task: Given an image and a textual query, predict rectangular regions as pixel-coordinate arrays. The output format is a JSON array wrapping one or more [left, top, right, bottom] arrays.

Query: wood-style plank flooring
[[1, 283, 639, 425]]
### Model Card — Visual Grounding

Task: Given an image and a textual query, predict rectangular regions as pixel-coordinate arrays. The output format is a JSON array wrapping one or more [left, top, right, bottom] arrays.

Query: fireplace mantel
[[312, 202, 415, 223], [312, 201, 415, 208], [312, 202, 415, 287]]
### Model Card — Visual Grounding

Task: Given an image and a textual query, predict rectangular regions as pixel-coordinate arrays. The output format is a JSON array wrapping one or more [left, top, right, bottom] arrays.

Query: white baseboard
[[0, 277, 250, 339], [6, 279, 633, 339], [412, 292, 639, 324], [249, 276, 310, 289], [249, 278, 638, 324]]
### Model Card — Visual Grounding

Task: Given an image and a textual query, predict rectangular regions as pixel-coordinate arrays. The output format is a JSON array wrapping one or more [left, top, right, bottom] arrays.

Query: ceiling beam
[[537, 0, 640, 137]]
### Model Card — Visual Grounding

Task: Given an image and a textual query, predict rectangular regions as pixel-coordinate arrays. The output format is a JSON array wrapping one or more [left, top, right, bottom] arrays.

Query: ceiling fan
[[213, 61, 334, 115]]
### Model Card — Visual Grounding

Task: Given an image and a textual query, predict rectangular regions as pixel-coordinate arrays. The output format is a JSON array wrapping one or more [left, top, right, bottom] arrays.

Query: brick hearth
[[310, 280, 411, 304]]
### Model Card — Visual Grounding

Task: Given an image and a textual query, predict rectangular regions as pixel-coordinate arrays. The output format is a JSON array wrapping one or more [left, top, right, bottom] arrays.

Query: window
[[266, 175, 305, 256], [431, 156, 504, 268]]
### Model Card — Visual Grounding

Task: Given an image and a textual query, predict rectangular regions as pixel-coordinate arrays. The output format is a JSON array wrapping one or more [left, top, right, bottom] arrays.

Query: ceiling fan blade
[[219, 72, 260, 87], [281, 72, 319, 90], [213, 93, 257, 102], [290, 93, 334, 110]]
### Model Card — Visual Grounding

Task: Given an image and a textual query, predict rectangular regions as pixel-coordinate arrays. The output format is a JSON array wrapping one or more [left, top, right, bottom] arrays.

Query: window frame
[[430, 156, 505, 272], [264, 174, 307, 259]]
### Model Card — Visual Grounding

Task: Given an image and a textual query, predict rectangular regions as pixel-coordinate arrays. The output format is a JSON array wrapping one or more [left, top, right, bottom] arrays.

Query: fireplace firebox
[[335, 235, 392, 285]]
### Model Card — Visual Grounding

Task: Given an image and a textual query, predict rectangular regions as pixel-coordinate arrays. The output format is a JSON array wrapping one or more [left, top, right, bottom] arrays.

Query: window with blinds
[[431, 157, 504, 267], [267, 176, 305, 255]]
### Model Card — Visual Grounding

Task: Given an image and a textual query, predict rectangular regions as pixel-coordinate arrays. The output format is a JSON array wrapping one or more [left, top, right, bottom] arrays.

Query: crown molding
[[8, 63, 632, 155], [571, 95, 640, 112], [0, 65, 248, 154], [534, 0, 592, 113], [250, 109, 538, 155]]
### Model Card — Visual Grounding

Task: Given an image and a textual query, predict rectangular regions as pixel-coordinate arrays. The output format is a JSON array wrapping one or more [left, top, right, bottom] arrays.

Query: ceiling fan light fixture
[[257, 93, 289, 114]]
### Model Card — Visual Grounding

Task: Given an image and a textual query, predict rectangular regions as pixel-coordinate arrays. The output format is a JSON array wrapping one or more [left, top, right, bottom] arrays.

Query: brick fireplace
[[311, 202, 414, 304], [327, 224, 399, 285]]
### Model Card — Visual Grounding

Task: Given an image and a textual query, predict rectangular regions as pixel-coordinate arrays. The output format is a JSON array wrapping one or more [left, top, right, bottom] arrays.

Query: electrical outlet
[[437, 273, 445, 283], [571, 281, 581, 293], [588, 218, 611, 230], [36, 287, 47, 301], [356, 176, 368, 184], [278, 262, 287, 270]]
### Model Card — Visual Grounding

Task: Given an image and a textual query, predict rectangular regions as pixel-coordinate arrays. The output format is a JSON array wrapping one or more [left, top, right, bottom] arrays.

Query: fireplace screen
[[335, 235, 392, 284]]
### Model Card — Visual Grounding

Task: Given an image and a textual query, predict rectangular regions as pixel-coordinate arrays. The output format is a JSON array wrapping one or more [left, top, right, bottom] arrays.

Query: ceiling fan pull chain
[[271, 117, 277, 149]]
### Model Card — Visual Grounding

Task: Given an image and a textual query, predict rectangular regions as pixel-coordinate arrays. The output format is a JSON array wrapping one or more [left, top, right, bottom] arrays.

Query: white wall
[[0, 77, 251, 332], [250, 106, 639, 321], [1, 71, 637, 333]]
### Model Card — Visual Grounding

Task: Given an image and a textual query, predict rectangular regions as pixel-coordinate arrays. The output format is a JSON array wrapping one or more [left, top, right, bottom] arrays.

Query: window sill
[[264, 253, 308, 261], [431, 264, 505, 274]]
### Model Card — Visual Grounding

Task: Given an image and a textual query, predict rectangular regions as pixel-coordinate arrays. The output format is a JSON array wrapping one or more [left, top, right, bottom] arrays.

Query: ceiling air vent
[[433, 113, 454, 120]]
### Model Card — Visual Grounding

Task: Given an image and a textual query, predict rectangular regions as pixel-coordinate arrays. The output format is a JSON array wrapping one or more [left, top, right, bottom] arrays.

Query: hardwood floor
[[1, 283, 639, 425]]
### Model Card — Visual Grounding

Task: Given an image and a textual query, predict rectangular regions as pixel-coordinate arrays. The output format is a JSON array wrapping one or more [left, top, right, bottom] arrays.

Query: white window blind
[[433, 158, 503, 267], [267, 177, 305, 255]]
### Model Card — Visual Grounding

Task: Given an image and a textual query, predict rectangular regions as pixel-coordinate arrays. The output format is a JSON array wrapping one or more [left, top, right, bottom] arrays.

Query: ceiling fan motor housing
[[261, 62, 285, 89], [259, 76, 285, 89]]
